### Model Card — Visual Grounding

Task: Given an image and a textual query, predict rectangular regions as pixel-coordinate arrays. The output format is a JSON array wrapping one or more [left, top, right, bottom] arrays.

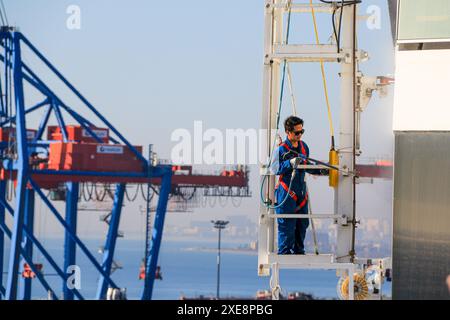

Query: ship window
[[398, 0, 450, 42]]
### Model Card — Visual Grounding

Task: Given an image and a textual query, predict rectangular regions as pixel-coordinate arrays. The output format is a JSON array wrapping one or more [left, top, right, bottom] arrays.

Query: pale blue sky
[[8, 0, 394, 155], [4, 0, 395, 237]]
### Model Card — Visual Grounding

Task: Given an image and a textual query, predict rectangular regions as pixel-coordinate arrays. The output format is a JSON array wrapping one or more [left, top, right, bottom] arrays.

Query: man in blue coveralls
[[272, 116, 328, 255]]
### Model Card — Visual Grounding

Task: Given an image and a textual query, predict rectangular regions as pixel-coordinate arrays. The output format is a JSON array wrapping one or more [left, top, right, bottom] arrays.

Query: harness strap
[[275, 141, 308, 207]]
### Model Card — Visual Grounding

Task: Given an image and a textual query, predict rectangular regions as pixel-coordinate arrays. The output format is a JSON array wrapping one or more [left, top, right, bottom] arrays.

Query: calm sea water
[[2, 238, 391, 300]]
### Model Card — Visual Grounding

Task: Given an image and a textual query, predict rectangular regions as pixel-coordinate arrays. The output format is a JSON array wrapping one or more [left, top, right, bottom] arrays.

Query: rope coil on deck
[[338, 272, 369, 300]]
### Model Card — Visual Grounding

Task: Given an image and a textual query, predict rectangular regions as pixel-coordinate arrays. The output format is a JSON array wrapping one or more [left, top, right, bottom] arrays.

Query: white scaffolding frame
[[258, 0, 375, 300]]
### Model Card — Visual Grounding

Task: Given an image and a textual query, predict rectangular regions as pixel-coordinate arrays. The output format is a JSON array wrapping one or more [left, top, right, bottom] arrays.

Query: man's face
[[287, 124, 303, 142]]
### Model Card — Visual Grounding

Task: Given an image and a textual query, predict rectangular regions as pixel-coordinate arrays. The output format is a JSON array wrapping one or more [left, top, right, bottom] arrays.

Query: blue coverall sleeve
[[272, 146, 292, 176]]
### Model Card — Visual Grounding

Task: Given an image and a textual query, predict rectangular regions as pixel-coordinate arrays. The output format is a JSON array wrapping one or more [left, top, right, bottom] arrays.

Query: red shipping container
[[48, 142, 143, 173], [0, 128, 37, 142], [47, 125, 109, 143], [171, 165, 192, 175]]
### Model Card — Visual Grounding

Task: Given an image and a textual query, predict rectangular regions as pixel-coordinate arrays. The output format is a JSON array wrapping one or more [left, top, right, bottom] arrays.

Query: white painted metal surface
[[393, 49, 450, 131], [271, 44, 344, 62], [335, 4, 355, 263], [258, 0, 283, 278]]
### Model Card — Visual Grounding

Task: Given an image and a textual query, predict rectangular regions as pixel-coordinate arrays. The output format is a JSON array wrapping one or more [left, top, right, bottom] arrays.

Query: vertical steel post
[[141, 168, 172, 300], [6, 32, 29, 300], [34, 104, 52, 142], [335, 5, 357, 263], [144, 145, 153, 267], [63, 182, 79, 300], [216, 226, 221, 299], [212, 220, 228, 299], [0, 180, 6, 298], [3, 34, 10, 118], [95, 183, 125, 299], [19, 188, 35, 300], [258, 0, 283, 277]]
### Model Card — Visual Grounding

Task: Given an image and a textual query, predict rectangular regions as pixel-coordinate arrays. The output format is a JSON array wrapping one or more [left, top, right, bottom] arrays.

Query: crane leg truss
[[0, 29, 172, 300]]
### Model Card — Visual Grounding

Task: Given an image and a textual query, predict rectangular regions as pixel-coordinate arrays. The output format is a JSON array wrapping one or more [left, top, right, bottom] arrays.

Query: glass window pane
[[398, 0, 450, 41]]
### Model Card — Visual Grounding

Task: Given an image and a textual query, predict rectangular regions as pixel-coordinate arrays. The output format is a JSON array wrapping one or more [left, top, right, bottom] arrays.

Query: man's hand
[[290, 157, 301, 168]]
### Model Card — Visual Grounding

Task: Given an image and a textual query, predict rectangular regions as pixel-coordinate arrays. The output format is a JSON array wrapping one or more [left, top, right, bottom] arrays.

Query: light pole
[[211, 220, 229, 299]]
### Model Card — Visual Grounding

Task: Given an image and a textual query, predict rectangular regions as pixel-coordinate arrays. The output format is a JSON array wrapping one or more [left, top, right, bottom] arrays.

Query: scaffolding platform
[[268, 253, 335, 269]]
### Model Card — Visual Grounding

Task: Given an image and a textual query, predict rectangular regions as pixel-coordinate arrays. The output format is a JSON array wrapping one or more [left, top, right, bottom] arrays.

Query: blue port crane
[[0, 27, 172, 300]]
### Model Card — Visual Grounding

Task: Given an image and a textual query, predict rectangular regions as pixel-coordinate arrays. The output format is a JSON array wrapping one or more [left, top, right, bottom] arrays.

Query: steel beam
[[5, 32, 29, 300], [335, 5, 356, 263], [0, 98, 49, 127], [0, 217, 61, 299], [0, 48, 119, 145], [63, 182, 79, 300], [19, 188, 35, 300], [29, 178, 119, 290], [52, 102, 68, 142], [0, 181, 6, 299], [271, 44, 343, 62], [0, 220, 59, 299], [33, 104, 52, 142], [96, 183, 125, 300], [0, 30, 178, 300], [271, 2, 336, 13], [141, 168, 172, 300], [0, 193, 84, 300], [258, 0, 284, 277], [20, 33, 148, 166]]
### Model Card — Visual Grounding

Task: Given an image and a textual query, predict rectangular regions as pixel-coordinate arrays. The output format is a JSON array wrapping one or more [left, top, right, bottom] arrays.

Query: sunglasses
[[292, 129, 305, 136]]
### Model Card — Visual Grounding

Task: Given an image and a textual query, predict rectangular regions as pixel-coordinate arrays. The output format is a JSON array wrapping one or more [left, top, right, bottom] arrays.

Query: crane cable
[[305, 181, 319, 255], [0, 4, 4, 26], [0, 0, 8, 27], [286, 63, 297, 116], [260, 0, 294, 210], [310, 0, 335, 149]]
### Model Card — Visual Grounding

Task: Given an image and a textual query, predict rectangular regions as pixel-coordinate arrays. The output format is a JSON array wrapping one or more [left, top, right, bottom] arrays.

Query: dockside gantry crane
[[0, 27, 250, 300]]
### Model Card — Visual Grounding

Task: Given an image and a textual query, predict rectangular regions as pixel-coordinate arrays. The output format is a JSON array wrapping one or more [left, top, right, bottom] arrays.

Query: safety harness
[[275, 141, 308, 211]]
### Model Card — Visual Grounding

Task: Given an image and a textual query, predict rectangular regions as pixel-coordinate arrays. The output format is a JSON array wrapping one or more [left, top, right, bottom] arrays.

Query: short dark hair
[[284, 116, 304, 132]]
